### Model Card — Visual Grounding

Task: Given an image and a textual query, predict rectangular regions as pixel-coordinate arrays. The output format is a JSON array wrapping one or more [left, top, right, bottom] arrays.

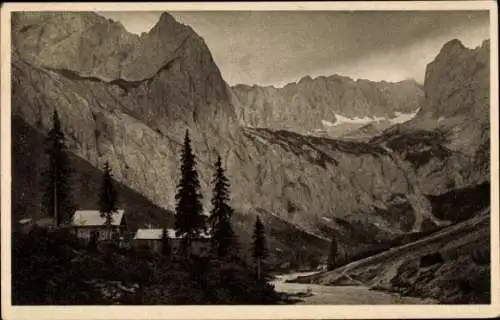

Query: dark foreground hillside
[[12, 228, 281, 305]]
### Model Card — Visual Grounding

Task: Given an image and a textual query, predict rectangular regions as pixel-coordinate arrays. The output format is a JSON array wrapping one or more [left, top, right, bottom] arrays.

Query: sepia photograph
[[1, 1, 498, 319]]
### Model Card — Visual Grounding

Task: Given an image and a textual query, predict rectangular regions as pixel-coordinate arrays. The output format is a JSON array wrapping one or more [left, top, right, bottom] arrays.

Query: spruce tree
[[252, 215, 268, 280], [174, 130, 205, 256], [208, 155, 237, 259], [327, 235, 338, 271], [41, 109, 75, 226], [98, 161, 118, 240]]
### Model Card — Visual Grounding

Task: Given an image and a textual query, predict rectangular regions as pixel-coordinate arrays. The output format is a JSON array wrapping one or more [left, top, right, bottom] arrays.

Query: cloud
[[97, 11, 490, 86]]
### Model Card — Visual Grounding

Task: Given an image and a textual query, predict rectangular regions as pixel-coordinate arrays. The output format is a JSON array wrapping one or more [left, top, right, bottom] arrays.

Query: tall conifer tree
[[174, 130, 205, 256], [252, 215, 268, 280], [208, 155, 237, 259], [98, 161, 118, 240], [41, 109, 75, 226]]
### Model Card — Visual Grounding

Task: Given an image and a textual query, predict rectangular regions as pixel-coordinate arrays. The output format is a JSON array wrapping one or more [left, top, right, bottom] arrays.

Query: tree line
[[41, 109, 269, 278]]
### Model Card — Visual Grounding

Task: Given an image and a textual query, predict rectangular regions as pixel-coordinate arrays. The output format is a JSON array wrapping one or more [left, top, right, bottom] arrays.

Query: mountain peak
[[12, 11, 198, 82], [12, 10, 233, 127], [423, 37, 490, 119], [298, 75, 313, 84], [444, 38, 465, 48], [151, 12, 178, 30], [437, 38, 468, 57]]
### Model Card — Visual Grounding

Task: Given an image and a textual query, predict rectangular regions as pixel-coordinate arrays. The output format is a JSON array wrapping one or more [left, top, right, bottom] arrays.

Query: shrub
[[455, 270, 490, 304], [419, 252, 444, 268], [471, 246, 490, 266]]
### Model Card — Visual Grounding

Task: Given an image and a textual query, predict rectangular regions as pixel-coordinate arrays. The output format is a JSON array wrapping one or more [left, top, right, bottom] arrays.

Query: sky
[[98, 11, 490, 87]]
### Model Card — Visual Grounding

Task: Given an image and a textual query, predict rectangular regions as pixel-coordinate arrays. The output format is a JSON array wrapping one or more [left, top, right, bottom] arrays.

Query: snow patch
[[322, 108, 420, 127], [390, 108, 420, 124], [321, 120, 336, 127], [322, 217, 332, 222], [321, 115, 383, 127]]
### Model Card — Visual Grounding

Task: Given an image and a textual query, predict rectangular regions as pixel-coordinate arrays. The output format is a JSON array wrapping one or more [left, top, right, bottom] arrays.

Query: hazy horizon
[[99, 11, 490, 87]]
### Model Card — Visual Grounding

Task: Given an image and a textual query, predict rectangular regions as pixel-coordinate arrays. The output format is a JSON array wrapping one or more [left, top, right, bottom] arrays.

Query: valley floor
[[272, 272, 436, 304], [279, 210, 490, 304]]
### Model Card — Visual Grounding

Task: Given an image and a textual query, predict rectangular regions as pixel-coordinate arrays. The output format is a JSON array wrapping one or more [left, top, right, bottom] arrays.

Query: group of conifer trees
[[173, 130, 268, 276], [41, 110, 269, 277]]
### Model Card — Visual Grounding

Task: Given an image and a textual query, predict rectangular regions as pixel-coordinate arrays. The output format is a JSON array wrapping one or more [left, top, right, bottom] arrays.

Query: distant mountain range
[[11, 11, 490, 268], [232, 76, 424, 139]]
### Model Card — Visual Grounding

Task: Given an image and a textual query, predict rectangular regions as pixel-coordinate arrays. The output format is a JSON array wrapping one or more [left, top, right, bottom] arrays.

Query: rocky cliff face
[[12, 12, 235, 134], [11, 12, 490, 265], [424, 39, 489, 121], [231, 76, 424, 138], [372, 39, 490, 195], [12, 11, 238, 212]]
